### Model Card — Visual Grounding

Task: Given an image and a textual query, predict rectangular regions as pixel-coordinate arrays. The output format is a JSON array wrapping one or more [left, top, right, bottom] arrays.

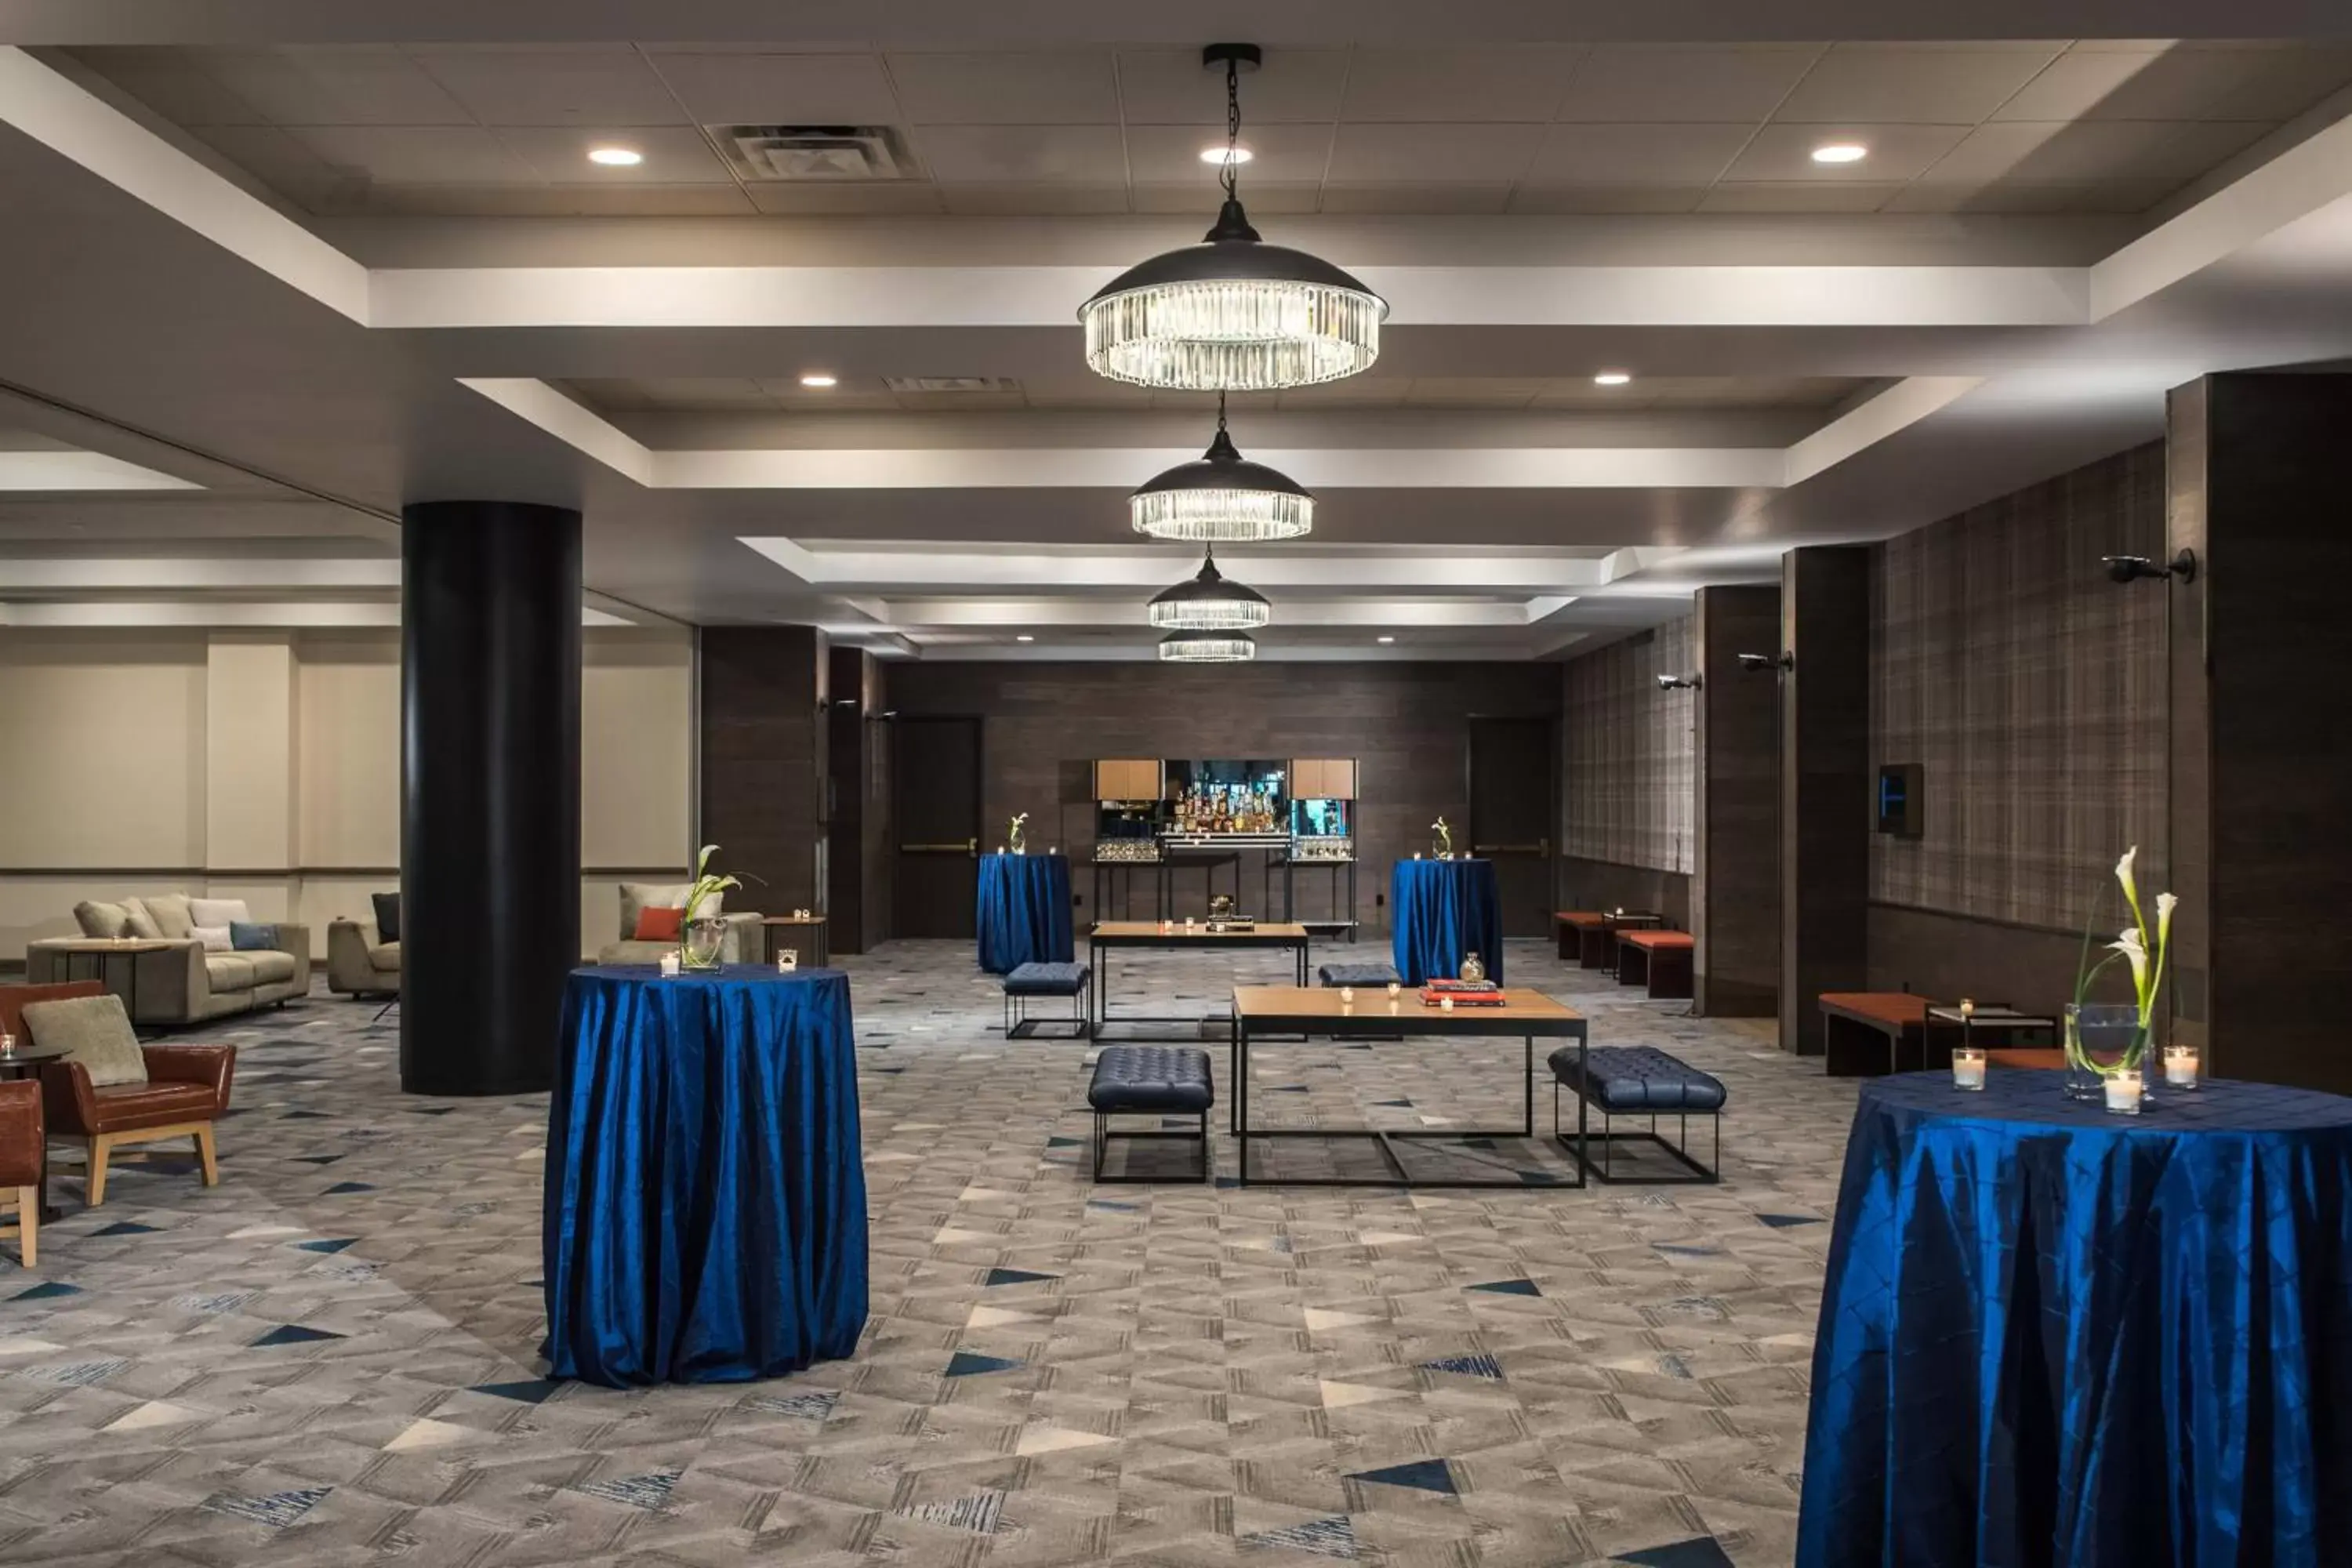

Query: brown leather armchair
[[0, 980, 236, 1207], [0, 1080, 38, 1265]]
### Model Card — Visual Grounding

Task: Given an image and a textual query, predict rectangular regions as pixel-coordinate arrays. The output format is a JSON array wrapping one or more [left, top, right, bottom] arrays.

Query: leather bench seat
[[1620, 931, 1695, 952], [1316, 962, 1401, 988], [1004, 961, 1089, 996], [1087, 1046, 1214, 1114], [1548, 1045, 1727, 1114]]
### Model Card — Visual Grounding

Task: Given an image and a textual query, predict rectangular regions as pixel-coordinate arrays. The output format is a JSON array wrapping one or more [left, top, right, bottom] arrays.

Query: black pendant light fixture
[[1131, 392, 1314, 542], [1147, 546, 1272, 630], [1158, 628, 1258, 662], [1081, 44, 1387, 391]]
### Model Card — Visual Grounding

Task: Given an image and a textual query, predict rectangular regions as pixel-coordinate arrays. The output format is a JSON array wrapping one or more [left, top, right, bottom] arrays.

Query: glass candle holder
[[777, 951, 798, 972], [658, 951, 681, 978], [1339, 986, 1355, 1004], [2163, 1044, 2200, 1089], [1951, 1045, 1987, 1091], [0, 1030, 14, 1056], [2103, 1071, 2143, 1115]]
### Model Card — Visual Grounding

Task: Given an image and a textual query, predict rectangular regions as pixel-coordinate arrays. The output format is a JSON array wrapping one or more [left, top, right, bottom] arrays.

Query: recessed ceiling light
[[1200, 144, 1254, 166], [586, 146, 643, 167], [1377, 635, 1396, 644], [1015, 634, 1035, 643], [797, 372, 838, 388], [1810, 142, 1868, 165], [1593, 370, 1632, 387]]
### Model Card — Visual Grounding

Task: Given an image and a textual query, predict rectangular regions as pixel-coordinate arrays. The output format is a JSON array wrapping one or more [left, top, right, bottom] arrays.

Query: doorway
[[892, 715, 982, 939], [1467, 715, 1558, 938]]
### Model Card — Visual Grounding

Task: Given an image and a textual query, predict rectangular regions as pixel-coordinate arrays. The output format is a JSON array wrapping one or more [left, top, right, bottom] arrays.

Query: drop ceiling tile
[[746, 183, 948, 215], [1558, 45, 1823, 124], [1016, 377, 1145, 408], [71, 47, 266, 125], [1697, 181, 1907, 213], [282, 124, 540, 184], [938, 183, 1131, 216], [1116, 48, 1349, 124], [185, 123, 344, 205], [637, 378, 775, 411], [887, 51, 1118, 125], [1132, 182, 1321, 216], [1319, 183, 1513, 215], [1123, 122, 1332, 184], [914, 125, 1127, 183], [1724, 122, 1971, 182], [2000, 44, 2352, 122], [202, 48, 474, 126], [891, 390, 1031, 412], [1884, 178, 2178, 215], [1327, 123, 1541, 183], [1403, 379, 1548, 407], [1276, 383, 1411, 408], [1924, 118, 2269, 185], [322, 183, 756, 216], [498, 125, 731, 182], [1507, 184, 1708, 213], [1523, 122, 1753, 184], [644, 51, 901, 125], [1773, 43, 2060, 125], [1338, 47, 1584, 123], [408, 49, 685, 125]]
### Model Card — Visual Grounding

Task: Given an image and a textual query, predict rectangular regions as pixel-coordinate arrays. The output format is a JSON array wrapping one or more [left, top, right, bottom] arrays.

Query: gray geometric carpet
[[0, 938, 1861, 1566]]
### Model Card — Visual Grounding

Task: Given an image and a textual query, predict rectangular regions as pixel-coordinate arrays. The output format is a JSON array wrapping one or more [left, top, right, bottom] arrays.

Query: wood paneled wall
[[1694, 586, 1781, 1016], [699, 627, 827, 920], [886, 661, 1559, 934], [1560, 619, 1696, 877]]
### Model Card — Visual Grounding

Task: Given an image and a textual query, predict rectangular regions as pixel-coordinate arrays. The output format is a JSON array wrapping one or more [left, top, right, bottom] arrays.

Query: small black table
[[1087, 920, 1310, 1043], [0, 1040, 72, 1220]]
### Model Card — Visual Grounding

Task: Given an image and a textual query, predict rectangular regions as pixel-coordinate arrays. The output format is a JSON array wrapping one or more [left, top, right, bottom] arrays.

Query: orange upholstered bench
[[1616, 930, 1694, 1000], [1556, 909, 1667, 967], [1818, 992, 1930, 1076]]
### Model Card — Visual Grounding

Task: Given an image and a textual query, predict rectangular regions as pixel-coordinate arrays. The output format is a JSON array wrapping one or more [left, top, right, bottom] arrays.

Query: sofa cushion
[[619, 882, 707, 942], [1547, 1045, 1727, 1114], [1087, 1046, 1214, 1114], [230, 920, 281, 951], [368, 942, 401, 971], [20, 994, 147, 1087], [241, 951, 298, 986], [190, 897, 251, 928], [143, 893, 195, 939], [601, 939, 678, 967], [74, 899, 132, 938], [204, 954, 258, 993], [372, 891, 401, 943], [191, 925, 234, 953], [121, 898, 163, 938], [1004, 961, 1089, 996]]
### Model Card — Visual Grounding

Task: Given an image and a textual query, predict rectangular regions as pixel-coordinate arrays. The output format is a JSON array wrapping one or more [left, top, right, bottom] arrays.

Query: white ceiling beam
[[0, 449, 201, 492], [880, 597, 1551, 629], [746, 539, 1668, 592], [0, 557, 394, 590]]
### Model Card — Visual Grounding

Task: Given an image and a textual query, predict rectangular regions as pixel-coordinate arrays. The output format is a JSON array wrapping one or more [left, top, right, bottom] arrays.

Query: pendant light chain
[[1222, 56, 1243, 201]]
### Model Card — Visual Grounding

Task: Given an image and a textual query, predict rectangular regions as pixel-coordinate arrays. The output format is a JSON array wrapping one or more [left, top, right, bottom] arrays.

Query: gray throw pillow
[[230, 921, 281, 951], [20, 994, 147, 1087], [143, 893, 195, 939], [122, 898, 163, 938], [191, 924, 233, 953], [74, 900, 130, 939]]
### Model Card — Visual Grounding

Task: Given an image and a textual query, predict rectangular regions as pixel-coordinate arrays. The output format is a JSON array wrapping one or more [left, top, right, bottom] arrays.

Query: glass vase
[[2064, 1003, 2146, 1102], [681, 916, 728, 971]]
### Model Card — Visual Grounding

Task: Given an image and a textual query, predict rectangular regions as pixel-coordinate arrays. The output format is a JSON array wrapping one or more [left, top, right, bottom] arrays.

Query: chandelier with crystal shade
[[1080, 45, 1386, 392], [1158, 628, 1258, 662], [1148, 548, 1272, 630], [1131, 394, 1313, 543]]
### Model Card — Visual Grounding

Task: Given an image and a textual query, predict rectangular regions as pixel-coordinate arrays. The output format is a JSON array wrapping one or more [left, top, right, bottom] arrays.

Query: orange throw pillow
[[633, 905, 684, 942]]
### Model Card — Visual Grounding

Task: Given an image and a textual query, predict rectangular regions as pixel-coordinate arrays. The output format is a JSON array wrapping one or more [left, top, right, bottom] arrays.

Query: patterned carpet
[[0, 938, 1861, 1567]]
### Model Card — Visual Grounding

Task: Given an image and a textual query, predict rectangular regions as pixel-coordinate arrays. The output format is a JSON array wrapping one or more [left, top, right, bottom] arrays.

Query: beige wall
[[0, 626, 695, 963]]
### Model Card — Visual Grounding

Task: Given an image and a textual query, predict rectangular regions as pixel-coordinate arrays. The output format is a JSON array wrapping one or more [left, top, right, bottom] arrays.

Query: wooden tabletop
[[1232, 985, 1584, 1030], [759, 914, 828, 926], [40, 938, 180, 953], [1819, 992, 1930, 1028], [1092, 920, 1311, 940]]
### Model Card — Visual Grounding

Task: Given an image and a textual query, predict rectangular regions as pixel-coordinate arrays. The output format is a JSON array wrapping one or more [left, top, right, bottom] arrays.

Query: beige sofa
[[597, 881, 763, 966], [29, 894, 310, 1028], [325, 920, 400, 999]]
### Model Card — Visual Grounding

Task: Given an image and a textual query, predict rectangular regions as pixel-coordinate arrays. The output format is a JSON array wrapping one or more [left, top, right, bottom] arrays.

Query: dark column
[[401, 502, 580, 1096], [1779, 546, 1871, 1054], [2166, 372, 2352, 1091], [825, 644, 891, 954], [1693, 585, 1781, 1017], [700, 627, 828, 921]]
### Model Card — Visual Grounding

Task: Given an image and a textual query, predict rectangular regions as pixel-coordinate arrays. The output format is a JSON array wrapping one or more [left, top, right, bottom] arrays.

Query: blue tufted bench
[[1546, 1044, 1726, 1184], [1087, 1046, 1214, 1182], [1316, 961, 1402, 989], [1003, 961, 1091, 1040]]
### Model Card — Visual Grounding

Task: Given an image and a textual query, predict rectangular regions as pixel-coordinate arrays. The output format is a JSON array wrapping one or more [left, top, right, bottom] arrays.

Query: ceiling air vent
[[712, 125, 914, 181], [883, 376, 1022, 394]]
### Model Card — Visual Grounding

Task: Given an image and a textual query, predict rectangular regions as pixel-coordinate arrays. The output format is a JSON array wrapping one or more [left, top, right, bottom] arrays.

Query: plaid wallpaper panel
[[1562, 617, 1696, 875], [1869, 442, 2167, 928]]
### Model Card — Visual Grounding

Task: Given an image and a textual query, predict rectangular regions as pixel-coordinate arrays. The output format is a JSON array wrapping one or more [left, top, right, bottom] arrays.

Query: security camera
[[1737, 652, 1794, 672]]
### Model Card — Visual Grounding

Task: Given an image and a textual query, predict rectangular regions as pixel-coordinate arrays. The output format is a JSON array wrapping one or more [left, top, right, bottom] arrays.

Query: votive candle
[[1339, 986, 1356, 1004], [777, 953, 797, 972], [2163, 1044, 2200, 1089], [1440, 996, 1455, 1012], [1387, 980, 1402, 1000], [1951, 1045, 1987, 1091], [658, 951, 681, 978], [2103, 1071, 2143, 1115]]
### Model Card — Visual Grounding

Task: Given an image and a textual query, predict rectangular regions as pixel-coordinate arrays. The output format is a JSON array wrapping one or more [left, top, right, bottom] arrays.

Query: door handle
[[1473, 839, 1551, 855], [904, 840, 979, 855]]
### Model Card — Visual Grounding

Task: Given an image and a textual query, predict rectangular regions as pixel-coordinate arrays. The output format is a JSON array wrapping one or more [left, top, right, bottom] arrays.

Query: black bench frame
[[1551, 1079, 1720, 1185], [1092, 1105, 1211, 1185], [1004, 982, 1092, 1040]]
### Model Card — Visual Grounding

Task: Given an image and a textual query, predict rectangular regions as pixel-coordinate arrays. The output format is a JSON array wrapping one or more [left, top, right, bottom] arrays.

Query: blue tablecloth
[[1800, 1069, 2352, 1566], [977, 852, 1073, 975], [1390, 858, 1503, 985], [543, 966, 868, 1386]]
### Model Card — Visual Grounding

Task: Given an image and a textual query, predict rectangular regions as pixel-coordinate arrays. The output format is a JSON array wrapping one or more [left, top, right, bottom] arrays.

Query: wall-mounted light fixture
[[2103, 549, 2197, 586], [1737, 651, 1795, 672], [1656, 673, 1702, 691]]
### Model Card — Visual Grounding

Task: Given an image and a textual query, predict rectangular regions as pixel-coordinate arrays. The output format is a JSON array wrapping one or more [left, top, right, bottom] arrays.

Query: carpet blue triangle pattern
[[0, 942, 1838, 1565]]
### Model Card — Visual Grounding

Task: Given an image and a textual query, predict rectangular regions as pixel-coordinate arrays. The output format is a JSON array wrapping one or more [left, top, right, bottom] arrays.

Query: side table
[[761, 914, 830, 968], [0, 1039, 73, 1221], [44, 939, 176, 1037]]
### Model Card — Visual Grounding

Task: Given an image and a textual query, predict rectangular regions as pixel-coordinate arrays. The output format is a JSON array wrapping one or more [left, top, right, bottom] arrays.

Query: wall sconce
[[2103, 549, 2197, 586], [1656, 673, 1702, 691], [1737, 652, 1795, 672]]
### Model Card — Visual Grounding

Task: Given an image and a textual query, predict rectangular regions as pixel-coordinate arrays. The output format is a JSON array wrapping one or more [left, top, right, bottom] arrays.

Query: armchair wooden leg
[[86, 1136, 111, 1207], [9, 1189, 31, 1268], [194, 1125, 219, 1186]]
